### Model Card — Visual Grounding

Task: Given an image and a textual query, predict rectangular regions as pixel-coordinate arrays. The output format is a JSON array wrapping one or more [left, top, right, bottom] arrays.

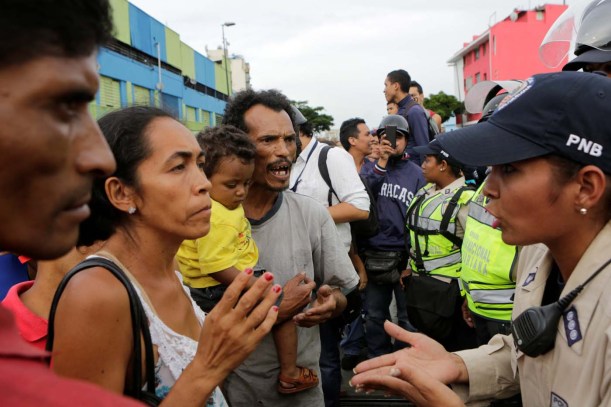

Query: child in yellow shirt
[[177, 125, 318, 394]]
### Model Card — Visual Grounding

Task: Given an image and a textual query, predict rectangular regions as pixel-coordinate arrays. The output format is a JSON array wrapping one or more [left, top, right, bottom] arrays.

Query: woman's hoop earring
[[579, 207, 588, 216], [128, 207, 137, 215]]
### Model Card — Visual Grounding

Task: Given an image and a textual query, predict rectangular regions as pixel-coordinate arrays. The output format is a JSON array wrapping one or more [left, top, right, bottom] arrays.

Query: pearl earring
[[579, 207, 587, 216], [128, 207, 137, 215]]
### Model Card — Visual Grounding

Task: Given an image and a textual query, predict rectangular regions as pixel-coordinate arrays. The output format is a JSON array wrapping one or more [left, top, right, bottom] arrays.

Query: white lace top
[[129, 272, 228, 406], [92, 252, 228, 406]]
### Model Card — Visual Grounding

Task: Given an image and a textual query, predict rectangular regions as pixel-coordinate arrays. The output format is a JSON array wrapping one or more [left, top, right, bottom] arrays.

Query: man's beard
[[265, 184, 289, 193]]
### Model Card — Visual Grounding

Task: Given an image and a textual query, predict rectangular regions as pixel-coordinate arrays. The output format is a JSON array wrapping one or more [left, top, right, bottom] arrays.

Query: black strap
[[318, 145, 341, 206], [47, 258, 159, 404], [404, 98, 419, 112], [406, 192, 428, 273], [438, 186, 472, 248], [404, 99, 438, 141], [290, 140, 319, 193], [406, 186, 472, 273]]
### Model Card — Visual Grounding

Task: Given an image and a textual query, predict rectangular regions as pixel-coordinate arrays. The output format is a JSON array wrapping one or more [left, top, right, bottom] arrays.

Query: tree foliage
[[424, 92, 464, 123], [291, 100, 334, 133]]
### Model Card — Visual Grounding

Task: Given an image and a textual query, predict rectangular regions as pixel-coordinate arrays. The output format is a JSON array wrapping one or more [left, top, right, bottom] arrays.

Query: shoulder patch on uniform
[[550, 392, 568, 407], [563, 306, 582, 347], [523, 272, 536, 287]]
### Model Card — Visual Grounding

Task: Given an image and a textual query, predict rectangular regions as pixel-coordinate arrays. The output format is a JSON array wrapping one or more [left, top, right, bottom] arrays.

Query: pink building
[[448, 4, 567, 124]]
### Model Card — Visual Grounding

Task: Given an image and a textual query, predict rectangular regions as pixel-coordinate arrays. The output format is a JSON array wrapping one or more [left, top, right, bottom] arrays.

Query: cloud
[[129, 0, 566, 129]]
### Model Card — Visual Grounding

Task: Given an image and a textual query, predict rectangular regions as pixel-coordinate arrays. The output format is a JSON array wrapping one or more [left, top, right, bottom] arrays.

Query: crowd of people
[[0, 1, 610, 407]]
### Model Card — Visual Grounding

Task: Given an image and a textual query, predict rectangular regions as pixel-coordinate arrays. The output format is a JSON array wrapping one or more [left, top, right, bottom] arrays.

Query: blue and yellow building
[[92, 0, 231, 131]]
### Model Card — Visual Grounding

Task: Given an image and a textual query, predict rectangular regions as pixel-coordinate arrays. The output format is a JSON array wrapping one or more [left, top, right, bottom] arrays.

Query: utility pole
[[221, 22, 235, 96]]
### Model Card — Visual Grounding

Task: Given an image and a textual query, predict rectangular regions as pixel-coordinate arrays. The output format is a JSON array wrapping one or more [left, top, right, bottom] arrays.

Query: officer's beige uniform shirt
[[453, 220, 611, 407]]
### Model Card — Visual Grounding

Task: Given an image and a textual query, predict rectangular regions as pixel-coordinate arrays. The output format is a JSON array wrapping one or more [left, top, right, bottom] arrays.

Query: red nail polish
[[272, 306, 279, 312], [264, 272, 274, 281], [244, 268, 253, 275], [273, 284, 281, 293]]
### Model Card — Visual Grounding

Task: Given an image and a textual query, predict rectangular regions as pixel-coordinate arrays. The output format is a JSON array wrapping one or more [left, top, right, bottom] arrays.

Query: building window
[[134, 85, 151, 106], [483, 73, 487, 80], [185, 106, 197, 123], [475, 48, 480, 60], [475, 73, 480, 84], [214, 113, 223, 126], [465, 76, 473, 91], [99, 76, 121, 108], [201, 110, 211, 128], [536, 11, 544, 21], [493, 36, 497, 55], [482, 43, 487, 56]]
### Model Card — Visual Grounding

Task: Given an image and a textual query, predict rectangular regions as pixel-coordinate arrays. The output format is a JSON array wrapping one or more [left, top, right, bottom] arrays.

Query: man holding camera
[[358, 115, 424, 358]]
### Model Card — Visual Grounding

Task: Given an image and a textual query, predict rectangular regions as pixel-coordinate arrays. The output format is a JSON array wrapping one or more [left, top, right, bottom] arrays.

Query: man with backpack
[[383, 69, 430, 165], [289, 113, 370, 407], [409, 80, 443, 135], [337, 118, 381, 370]]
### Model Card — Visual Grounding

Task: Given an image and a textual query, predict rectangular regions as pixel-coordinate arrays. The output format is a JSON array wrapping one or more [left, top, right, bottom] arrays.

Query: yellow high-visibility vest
[[460, 182, 517, 322]]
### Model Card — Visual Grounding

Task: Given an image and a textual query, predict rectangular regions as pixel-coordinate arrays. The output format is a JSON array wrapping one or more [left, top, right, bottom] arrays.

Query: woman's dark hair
[[196, 125, 256, 178], [0, 0, 113, 68], [432, 155, 462, 179], [222, 89, 295, 133], [77, 106, 175, 246]]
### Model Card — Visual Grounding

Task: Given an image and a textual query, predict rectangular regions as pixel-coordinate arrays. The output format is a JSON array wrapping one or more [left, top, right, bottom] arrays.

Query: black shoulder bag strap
[[404, 98, 419, 112], [317, 145, 341, 206], [405, 192, 428, 273], [47, 257, 160, 406], [438, 186, 472, 248]]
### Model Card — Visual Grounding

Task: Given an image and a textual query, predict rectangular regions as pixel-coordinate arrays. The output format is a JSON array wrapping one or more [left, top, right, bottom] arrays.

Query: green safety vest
[[460, 182, 517, 322], [406, 183, 474, 279]]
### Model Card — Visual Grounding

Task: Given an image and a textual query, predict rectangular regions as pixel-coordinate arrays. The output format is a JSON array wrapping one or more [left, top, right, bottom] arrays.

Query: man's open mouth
[[269, 163, 290, 177]]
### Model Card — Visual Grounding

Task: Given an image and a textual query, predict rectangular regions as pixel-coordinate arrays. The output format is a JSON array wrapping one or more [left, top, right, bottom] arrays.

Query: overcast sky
[[130, 0, 570, 130]]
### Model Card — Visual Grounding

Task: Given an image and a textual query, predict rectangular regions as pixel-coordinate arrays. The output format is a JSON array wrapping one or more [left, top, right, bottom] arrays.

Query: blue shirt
[[397, 95, 429, 166], [0, 254, 29, 300], [360, 158, 425, 251]]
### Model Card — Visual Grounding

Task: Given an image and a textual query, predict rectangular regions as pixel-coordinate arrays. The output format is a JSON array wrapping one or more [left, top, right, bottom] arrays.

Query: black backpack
[[318, 145, 379, 238], [404, 99, 439, 142]]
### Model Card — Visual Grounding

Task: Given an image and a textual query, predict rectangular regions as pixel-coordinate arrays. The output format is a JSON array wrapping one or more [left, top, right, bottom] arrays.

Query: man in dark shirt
[[359, 115, 425, 358], [383, 69, 430, 165]]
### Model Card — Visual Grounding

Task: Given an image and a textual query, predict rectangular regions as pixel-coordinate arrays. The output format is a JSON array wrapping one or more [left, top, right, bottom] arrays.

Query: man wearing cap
[[350, 71, 611, 407], [383, 69, 430, 165], [359, 114, 424, 359]]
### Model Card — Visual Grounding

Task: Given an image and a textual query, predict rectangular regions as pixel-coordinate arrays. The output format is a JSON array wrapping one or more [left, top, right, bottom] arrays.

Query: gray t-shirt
[[223, 191, 359, 407]]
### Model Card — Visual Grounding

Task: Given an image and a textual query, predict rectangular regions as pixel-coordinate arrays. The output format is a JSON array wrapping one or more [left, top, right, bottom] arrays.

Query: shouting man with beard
[[222, 89, 359, 407]]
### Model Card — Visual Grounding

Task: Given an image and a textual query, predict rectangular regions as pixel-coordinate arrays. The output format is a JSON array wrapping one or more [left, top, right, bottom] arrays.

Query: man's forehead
[[358, 123, 370, 134], [244, 104, 294, 136]]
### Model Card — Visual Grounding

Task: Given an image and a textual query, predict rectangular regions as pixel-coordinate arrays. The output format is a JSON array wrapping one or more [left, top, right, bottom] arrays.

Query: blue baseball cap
[[437, 72, 611, 174], [413, 139, 462, 167]]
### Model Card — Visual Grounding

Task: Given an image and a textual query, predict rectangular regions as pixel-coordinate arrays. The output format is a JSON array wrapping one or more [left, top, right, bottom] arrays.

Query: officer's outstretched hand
[[351, 361, 465, 407], [351, 321, 469, 388]]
